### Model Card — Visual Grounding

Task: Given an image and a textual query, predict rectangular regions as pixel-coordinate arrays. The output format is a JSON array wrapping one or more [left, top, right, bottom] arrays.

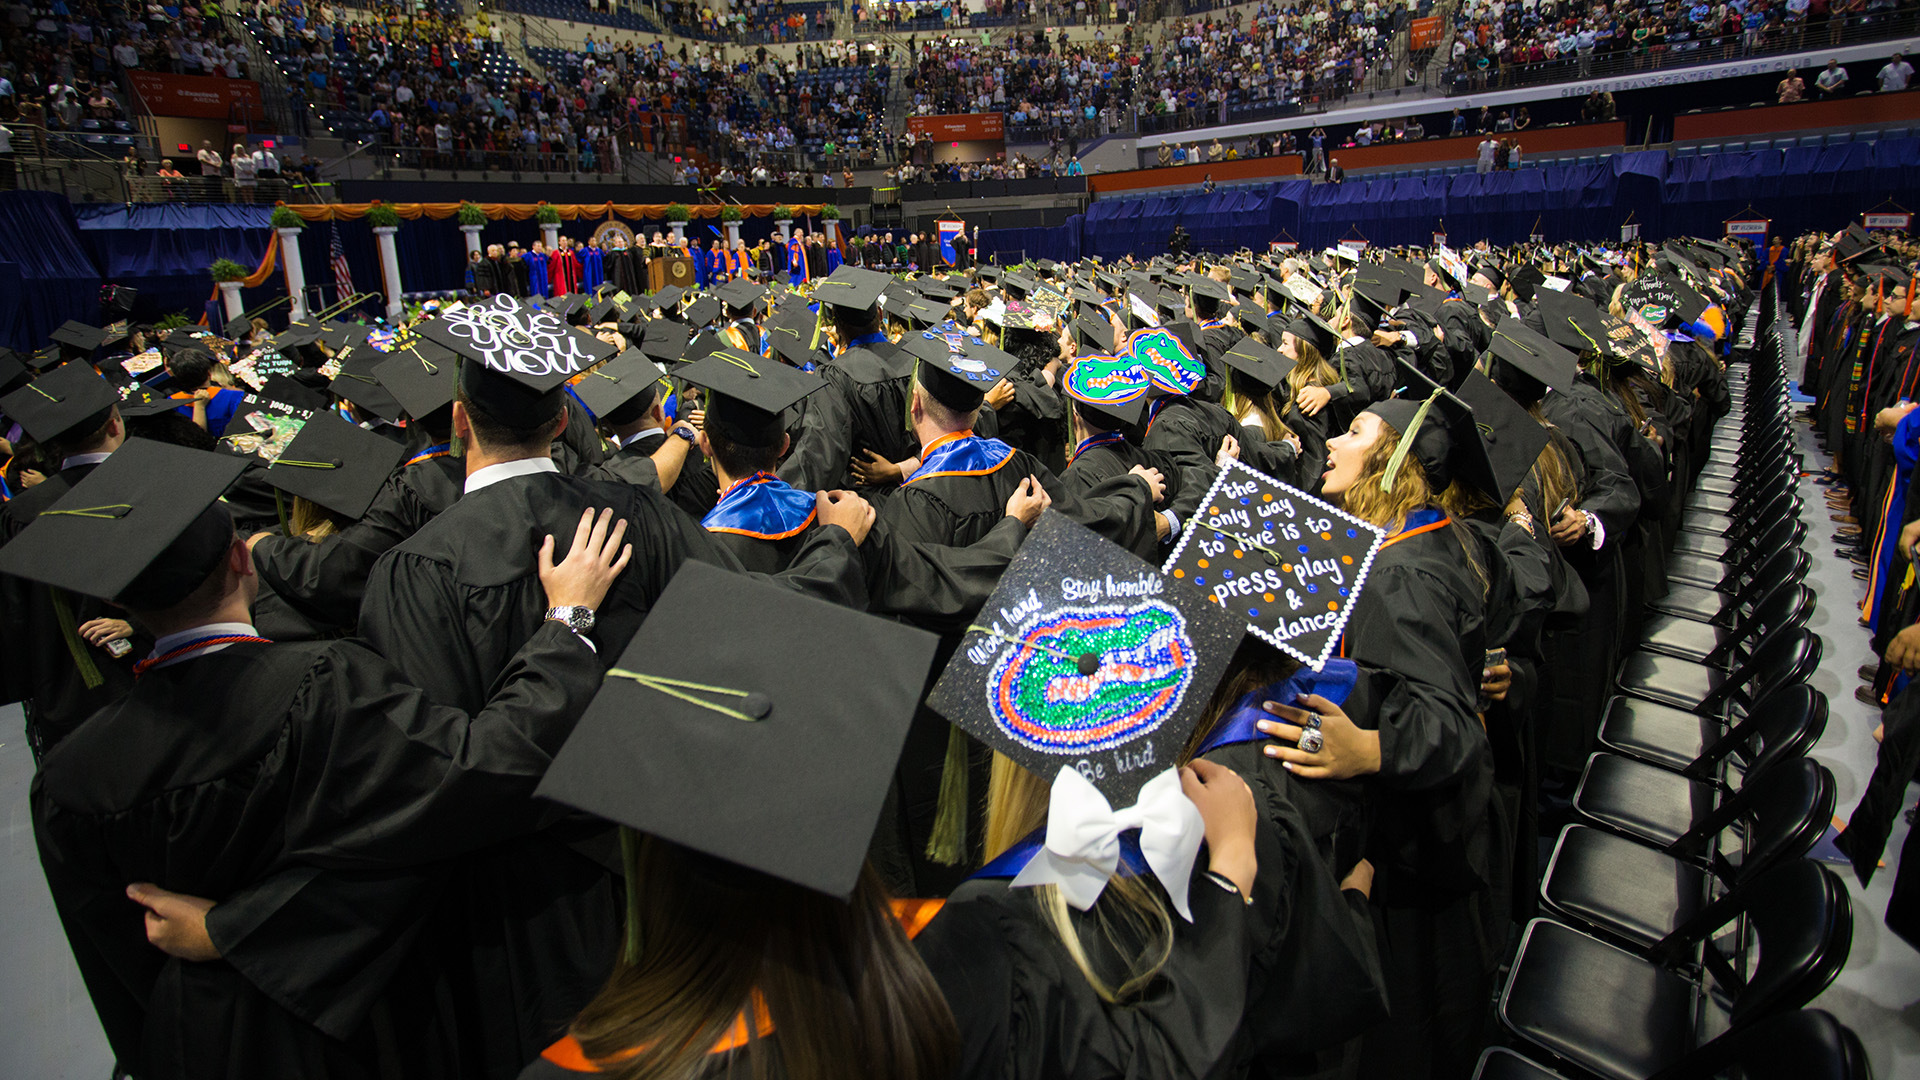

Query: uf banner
[[938, 220, 967, 265]]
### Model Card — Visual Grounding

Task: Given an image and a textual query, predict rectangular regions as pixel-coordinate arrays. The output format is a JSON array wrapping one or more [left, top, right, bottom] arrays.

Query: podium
[[649, 256, 694, 292]]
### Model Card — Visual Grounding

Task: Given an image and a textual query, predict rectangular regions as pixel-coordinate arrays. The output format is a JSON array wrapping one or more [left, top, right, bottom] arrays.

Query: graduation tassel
[[1380, 388, 1443, 493], [926, 724, 971, 866], [619, 826, 643, 967], [49, 587, 105, 690]]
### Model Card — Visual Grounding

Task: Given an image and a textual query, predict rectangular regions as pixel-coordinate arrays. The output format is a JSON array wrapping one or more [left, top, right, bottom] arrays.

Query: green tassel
[[619, 826, 642, 966], [925, 725, 971, 866], [1380, 388, 1443, 493], [49, 587, 105, 690]]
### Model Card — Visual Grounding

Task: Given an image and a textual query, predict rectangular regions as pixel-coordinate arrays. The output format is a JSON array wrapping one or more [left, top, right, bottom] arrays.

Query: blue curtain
[[74, 204, 276, 324], [0, 192, 104, 351]]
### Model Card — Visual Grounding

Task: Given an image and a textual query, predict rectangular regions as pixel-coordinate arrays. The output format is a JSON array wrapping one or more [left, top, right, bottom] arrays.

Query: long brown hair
[[1525, 404, 1581, 516], [1285, 338, 1339, 403], [1224, 369, 1295, 443], [568, 836, 958, 1080], [982, 756, 1176, 1003], [1340, 419, 1488, 591]]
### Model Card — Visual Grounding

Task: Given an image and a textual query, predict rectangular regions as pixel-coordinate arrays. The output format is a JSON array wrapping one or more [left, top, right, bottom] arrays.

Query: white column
[[277, 227, 308, 321], [824, 219, 838, 243], [725, 222, 741, 246], [669, 222, 685, 243], [541, 222, 561, 250], [775, 219, 791, 244], [460, 223, 486, 258], [372, 225, 403, 321], [217, 280, 245, 326]]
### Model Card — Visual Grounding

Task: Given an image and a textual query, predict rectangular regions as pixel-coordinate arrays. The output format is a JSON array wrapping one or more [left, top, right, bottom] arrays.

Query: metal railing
[[125, 175, 300, 203]]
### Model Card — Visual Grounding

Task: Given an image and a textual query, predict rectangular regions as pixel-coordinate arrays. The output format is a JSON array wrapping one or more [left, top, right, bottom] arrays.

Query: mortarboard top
[[1033, 258, 1059, 275], [812, 266, 891, 313], [26, 345, 63, 373], [681, 330, 729, 366], [256, 373, 331, 413], [1, 361, 120, 444], [716, 278, 767, 313], [1187, 275, 1230, 303], [1063, 351, 1151, 429], [904, 333, 1005, 413], [1457, 280, 1497, 306], [1072, 314, 1114, 356], [901, 299, 947, 329], [536, 560, 939, 900], [1234, 302, 1273, 335], [1366, 375, 1494, 498], [265, 410, 407, 520], [543, 292, 588, 319], [680, 295, 720, 329], [318, 322, 364, 353], [1453, 368, 1549, 503], [372, 339, 460, 421], [975, 266, 1001, 284], [914, 277, 960, 301], [639, 318, 691, 364], [1486, 317, 1576, 393], [0, 438, 248, 610], [224, 313, 255, 343], [1472, 262, 1506, 290], [0, 348, 29, 396], [1831, 224, 1880, 264], [275, 321, 325, 350], [678, 347, 825, 447], [929, 510, 1243, 806], [415, 295, 618, 428], [50, 321, 110, 353], [1217, 334, 1293, 390], [765, 306, 827, 367], [1000, 272, 1038, 300], [1507, 264, 1547, 303], [650, 285, 686, 312], [1348, 280, 1400, 326], [1283, 311, 1339, 358], [585, 296, 623, 326], [572, 349, 667, 423], [1529, 288, 1611, 356], [328, 340, 407, 423], [115, 381, 187, 420]]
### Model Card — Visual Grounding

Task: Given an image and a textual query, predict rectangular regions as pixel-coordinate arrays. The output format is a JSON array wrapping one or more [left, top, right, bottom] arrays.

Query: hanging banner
[[1864, 212, 1913, 230], [1431, 232, 1447, 247], [938, 220, 967, 265], [127, 72, 264, 119], [1409, 16, 1443, 50], [1725, 219, 1769, 237], [1270, 241, 1298, 252], [907, 113, 1006, 141], [1621, 223, 1642, 241]]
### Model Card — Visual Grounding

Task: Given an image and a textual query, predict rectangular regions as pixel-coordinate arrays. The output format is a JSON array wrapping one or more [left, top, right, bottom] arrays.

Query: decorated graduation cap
[[905, 332, 1006, 413], [1365, 372, 1497, 499], [1163, 460, 1384, 668], [419, 294, 618, 428], [929, 510, 1243, 918], [572, 349, 667, 425], [679, 346, 823, 448], [1453, 369, 1550, 503], [1485, 317, 1577, 393], [1120, 324, 1207, 396], [0, 438, 248, 610], [328, 342, 407, 423], [1216, 334, 1293, 391], [372, 338, 460, 421], [1, 361, 120, 444], [115, 381, 189, 420], [265, 411, 407, 520], [256, 373, 330, 414], [537, 560, 940, 899], [1063, 352, 1151, 429]]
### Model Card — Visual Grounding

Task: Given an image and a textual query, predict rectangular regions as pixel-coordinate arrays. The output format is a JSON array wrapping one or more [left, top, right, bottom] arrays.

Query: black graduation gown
[[1434, 298, 1490, 390], [582, 437, 661, 490], [1062, 436, 1213, 561], [774, 372, 856, 496], [822, 343, 918, 487], [989, 368, 1071, 474], [0, 460, 148, 755], [1324, 340, 1395, 435], [916, 869, 1259, 1080], [1141, 396, 1238, 481], [250, 455, 465, 634], [34, 625, 600, 1080], [356, 471, 867, 1078], [552, 394, 608, 475]]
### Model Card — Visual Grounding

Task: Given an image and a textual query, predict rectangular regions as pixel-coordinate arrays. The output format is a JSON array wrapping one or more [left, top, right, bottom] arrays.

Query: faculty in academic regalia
[[580, 239, 605, 290], [550, 238, 585, 297], [4, 439, 628, 1080]]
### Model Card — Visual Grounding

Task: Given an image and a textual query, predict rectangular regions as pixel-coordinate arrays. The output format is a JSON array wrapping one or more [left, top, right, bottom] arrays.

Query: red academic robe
[[549, 248, 583, 295]]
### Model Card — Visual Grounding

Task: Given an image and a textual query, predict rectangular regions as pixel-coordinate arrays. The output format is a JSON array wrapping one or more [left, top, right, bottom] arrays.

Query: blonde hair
[[982, 755, 1175, 1003], [1285, 339, 1339, 402]]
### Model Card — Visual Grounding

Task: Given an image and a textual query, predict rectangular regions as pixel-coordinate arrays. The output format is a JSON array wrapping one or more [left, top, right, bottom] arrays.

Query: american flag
[[329, 221, 354, 300]]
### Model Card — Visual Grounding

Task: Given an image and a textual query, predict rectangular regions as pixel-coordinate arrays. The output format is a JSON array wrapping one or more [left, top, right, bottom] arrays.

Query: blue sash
[[904, 433, 1015, 485], [702, 472, 818, 539], [973, 826, 1153, 881], [1194, 659, 1359, 756]]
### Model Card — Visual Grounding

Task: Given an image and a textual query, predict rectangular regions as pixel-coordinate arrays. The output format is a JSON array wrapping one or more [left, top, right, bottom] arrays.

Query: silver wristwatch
[[545, 606, 596, 636]]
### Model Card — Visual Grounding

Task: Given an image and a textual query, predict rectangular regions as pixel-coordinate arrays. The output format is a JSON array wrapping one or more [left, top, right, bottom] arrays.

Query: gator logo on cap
[[988, 602, 1194, 755]]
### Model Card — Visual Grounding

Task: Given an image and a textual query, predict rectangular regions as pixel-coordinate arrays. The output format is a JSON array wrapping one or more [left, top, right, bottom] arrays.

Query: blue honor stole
[[702, 472, 818, 540], [974, 827, 1153, 882], [903, 430, 1016, 485], [1194, 659, 1359, 757]]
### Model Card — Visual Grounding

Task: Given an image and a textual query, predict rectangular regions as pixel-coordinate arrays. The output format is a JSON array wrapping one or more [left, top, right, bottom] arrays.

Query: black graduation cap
[[328, 343, 407, 423], [1, 361, 120, 444], [1217, 334, 1293, 390], [678, 347, 824, 447], [975, 266, 1001, 285], [765, 306, 827, 367], [265, 411, 407, 520], [1366, 381, 1497, 499], [650, 285, 687, 313], [1165, 460, 1385, 668], [274, 321, 326, 350], [0, 348, 31, 396], [1486, 318, 1576, 393], [900, 299, 946, 329], [928, 511, 1243, 806], [544, 292, 588, 319], [1530, 288, 1611, 356], [716, 278, 767, 314], [585, 296, 623, 326], [1000, 272, 1038, 300], [683, 295, 722, 329], [1348, 281, 1399, 328], [1472, 262, 1506, 290], [318, 322, 363, 353], [1233, 303, 1273, 337], [1831, 224, 1880, 264], [639, 319, 691, 364], [1453, 369, 1550, 503], [914, 277, 960, 302], [49, 320, 109, 354], [115, 381, 186, 420], [417, 295, 619, 427], [1284, 312, 1339, 357], [812, 266, 890, 313], [1072, 315, 1114, 355], [257, 373, 331, 413], [536, 559, 940, 899], [1062, 351, 1151, 429], [681, 330, 729, 366], [904, 333, 1007, 413], [573, 349, 667, 425], [372, 340, 460, 421], [1187, 276, 1230, 304], [0, 438, 248, 609]]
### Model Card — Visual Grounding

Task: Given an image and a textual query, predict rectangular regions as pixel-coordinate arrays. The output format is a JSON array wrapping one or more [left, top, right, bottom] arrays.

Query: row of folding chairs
[[1477, 287, 1871, 1080]]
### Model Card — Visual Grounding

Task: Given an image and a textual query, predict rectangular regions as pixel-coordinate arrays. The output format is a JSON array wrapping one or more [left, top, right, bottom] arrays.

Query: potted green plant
[[819, 202, 841, 242], [534, 202, 561, 225], [457, 201, 488, 226], [210, 258, 248, 323], [365, 203, 401, 229], [771, 204, 795, 244], [270, 205, 304, 230], [664, 202, 691, 243], [209, 258, 248, 282], [720, 204, 744, 245]]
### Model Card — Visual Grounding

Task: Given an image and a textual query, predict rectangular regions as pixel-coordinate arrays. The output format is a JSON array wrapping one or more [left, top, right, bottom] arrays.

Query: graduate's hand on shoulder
[[539, 507, 632, 611], [984, 378, 1017, 411], [1887, 623, 1920, 672], [1338, 858, 1374, 899], [1256, 694, 1381, 779], [77, 618, 133, 648], [1296, 385, 1331, 416], [850, 448, 903, 486], [1128, 464, 1167, 503], [1003, 475, 1050, 526], [1217, 434, 1241, 466], [1180, 759, 1257, 900], [127, 883, 220, 962], [816, 490, 875, 545]]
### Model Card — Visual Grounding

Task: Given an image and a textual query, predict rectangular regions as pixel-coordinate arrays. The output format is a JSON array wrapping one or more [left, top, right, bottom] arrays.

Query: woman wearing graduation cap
[[1250, 387, 1502, 1080]]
